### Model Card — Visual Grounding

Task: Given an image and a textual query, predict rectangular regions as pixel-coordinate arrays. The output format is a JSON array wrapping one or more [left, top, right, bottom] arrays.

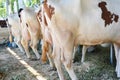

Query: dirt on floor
[[0, 27, 119, 80]]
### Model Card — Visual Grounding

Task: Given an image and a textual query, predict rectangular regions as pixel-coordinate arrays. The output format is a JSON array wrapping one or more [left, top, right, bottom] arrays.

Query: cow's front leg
[[113, 43, 120, 78], [81, 45, 90, 63]]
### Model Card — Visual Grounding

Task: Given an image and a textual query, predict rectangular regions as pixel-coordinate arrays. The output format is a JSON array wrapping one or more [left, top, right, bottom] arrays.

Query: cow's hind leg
[[47, 44, 55, 69], [113, 43, 120, 78], [21, 38, 31, 59], [14, 38, 25, 54], [53, 46, 65, 80], [63, 46, 78, 80], [30, 39, 40, 59]]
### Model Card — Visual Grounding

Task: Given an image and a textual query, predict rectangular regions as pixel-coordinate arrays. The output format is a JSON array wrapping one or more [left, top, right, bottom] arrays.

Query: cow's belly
[[76, 21, 120, 45]]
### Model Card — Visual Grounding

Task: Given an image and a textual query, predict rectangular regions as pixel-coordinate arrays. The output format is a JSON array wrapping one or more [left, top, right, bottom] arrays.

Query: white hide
[[43, 0, 120, 80]]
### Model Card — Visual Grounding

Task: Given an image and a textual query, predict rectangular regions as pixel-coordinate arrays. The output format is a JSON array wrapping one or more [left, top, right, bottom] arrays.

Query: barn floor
[[0, 28, 119, 80]]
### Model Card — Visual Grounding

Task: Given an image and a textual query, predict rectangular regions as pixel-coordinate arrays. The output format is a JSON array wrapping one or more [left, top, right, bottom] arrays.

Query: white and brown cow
[[37, 7, 55, 68], [18, 7, 42, 59], [7, 13, 25, 53], [41, 0, 120, 80]]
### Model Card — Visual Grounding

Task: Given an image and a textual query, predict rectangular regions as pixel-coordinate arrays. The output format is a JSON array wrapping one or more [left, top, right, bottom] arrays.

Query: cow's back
[[47, 0, 120, 45], [20, 8, 41, 34], [76, 0, 120, 45]]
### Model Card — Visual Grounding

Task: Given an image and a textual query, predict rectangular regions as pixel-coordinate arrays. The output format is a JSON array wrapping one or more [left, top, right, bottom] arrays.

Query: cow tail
[[41, 41, 48, 63], [6, 18, 13, 43]]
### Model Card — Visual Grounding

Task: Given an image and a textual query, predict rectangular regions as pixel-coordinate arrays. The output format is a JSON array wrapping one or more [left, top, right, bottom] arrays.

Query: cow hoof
[[52, 67, 57, 71], [117, 71, 120, 78], [36, 57, 40, 60], [29, 58, 38, 61], [48, 67, 57, 71]]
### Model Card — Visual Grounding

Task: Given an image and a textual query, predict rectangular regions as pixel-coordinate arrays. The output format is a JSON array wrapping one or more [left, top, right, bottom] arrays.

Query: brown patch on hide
[[98, 1, 119, 27], [43, 0, 55, 20], [41, 41, 49, 63], [37, 9, 48, 26]]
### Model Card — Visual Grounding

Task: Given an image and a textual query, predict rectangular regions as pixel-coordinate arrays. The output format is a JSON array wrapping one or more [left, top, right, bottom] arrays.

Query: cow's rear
[[41, 0, 120, 80]]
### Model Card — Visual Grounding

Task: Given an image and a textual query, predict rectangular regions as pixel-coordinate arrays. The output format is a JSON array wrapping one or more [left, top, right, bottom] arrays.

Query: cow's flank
[[41, 0, 120, 80]]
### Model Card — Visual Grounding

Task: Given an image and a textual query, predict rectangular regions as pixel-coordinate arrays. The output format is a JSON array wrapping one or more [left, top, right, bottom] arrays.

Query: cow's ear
[[18, 8, 23, 18]]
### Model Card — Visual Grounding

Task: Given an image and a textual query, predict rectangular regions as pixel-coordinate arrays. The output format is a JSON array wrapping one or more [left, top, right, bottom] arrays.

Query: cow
[[6, 13, 25, 53], [37, 8, 55, 68], [41, 0, 120, 80], [38, 9, 113, 67], [18, 7, 42, 59]]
